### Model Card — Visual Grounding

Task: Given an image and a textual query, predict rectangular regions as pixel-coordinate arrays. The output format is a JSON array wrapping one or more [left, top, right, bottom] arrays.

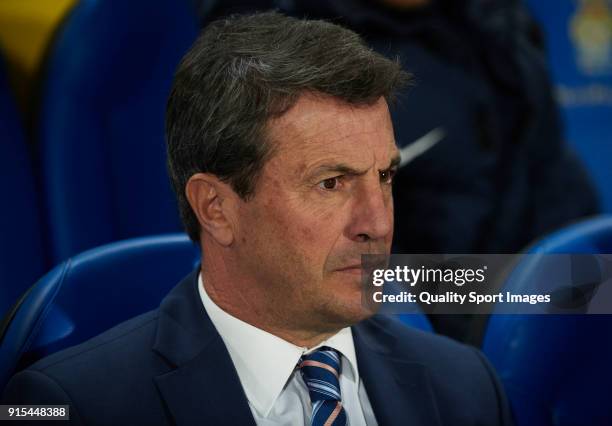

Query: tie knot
[[299, 347, 342, 402]]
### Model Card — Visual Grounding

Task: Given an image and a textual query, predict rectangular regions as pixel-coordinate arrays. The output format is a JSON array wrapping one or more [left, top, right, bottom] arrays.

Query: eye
[[380, 168, 397, 184], [319, 177, 340, 190]]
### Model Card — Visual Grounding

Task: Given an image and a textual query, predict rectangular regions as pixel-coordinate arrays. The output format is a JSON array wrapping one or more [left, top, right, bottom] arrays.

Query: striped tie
[[299, 347, 348, 426]]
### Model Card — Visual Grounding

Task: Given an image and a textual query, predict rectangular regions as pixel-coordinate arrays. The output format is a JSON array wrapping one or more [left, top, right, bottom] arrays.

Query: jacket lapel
[[151, 271, 256, 426], [353, 319, 442, 426]]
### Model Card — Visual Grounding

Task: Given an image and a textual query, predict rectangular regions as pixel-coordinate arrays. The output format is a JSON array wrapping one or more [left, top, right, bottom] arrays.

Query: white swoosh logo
[[399, 127, 445, 167]]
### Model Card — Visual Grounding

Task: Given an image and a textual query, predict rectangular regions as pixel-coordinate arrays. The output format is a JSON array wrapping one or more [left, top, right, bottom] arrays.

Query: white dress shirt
[[198, 275, 378, 425]]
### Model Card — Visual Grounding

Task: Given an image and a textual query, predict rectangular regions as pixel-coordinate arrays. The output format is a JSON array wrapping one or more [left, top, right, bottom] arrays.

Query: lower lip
[[335, 267, 363, 276]]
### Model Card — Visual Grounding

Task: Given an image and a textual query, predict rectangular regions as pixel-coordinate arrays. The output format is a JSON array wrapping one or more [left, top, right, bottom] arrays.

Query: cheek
[[244, 184, 348, 263], [297, 207, 343, 245], [275, 204, 342, 269], [277, 211, 325, 255]]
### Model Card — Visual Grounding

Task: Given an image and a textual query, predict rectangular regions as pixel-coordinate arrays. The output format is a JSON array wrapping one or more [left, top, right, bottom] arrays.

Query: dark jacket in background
[[278, 0, 598, 254]]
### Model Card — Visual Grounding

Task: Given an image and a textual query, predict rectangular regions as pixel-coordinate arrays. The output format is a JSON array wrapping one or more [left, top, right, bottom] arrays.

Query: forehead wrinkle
[[264, 94, 396, 182], [270, 96, 386, 146], [272, 127, 385, 172], [299, 107, 385, 144], [286, 110, 391, 153]]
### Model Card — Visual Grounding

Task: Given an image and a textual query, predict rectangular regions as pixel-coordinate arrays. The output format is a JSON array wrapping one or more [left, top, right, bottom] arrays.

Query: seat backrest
[[482, 215, 612, 426], [0, 234, 199, 392], [0, 52, 46, 319], [38, 0, 199, 263]]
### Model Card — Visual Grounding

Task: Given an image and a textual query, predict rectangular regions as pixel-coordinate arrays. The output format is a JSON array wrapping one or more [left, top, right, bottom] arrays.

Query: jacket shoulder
[[30, 310, 159, 372], [3, 310, 170, 425]]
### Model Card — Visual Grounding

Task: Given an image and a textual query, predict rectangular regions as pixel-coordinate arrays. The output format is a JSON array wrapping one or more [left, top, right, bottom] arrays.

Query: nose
[[346, 180, 393, 243]]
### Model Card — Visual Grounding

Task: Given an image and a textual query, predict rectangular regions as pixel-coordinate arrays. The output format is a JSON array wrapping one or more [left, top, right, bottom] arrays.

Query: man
[[3, 12, 512, 426]]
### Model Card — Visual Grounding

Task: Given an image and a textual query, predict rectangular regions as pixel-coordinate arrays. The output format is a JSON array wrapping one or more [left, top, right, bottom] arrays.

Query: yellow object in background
[[0, 0, 76, 113], [570, 0, 612, 76]]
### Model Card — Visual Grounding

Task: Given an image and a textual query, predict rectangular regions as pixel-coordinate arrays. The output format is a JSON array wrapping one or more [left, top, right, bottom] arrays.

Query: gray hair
[[166, 11, 410, 242]]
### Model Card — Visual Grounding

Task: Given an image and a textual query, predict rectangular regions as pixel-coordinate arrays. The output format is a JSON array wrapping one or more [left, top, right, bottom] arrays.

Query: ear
[[185, 173, 237, 246]]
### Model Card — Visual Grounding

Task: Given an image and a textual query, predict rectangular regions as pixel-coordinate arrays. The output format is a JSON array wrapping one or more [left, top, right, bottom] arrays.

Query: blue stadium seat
[[0, 53, 47, 321], [38, 0, 199, 264], [482, 215, 612, 425], [0, 234, 199, 393]]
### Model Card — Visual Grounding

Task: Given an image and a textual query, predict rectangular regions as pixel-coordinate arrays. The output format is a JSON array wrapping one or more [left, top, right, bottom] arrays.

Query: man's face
[[233, 94, 399, 334]]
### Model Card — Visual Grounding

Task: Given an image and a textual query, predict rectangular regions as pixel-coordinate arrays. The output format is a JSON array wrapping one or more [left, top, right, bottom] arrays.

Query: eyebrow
[[306, 154, 402, 180], [387, 155, 401, 171]]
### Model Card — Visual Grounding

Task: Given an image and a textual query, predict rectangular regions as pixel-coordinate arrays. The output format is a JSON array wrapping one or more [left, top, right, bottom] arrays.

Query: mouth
[[334, 265, 364, 275]]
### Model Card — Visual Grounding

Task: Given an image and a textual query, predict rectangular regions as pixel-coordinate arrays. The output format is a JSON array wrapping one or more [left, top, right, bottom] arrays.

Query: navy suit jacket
[[3, 271, 513, 425]]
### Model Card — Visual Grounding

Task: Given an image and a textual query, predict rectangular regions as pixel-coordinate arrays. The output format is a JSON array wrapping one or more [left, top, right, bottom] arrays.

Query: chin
[[323, 296, 378, 329], [313, 275, 378, 328]]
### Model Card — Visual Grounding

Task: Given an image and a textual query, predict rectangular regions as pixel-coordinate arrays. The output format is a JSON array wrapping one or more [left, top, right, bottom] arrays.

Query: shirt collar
[[198, 274, 360, 418]]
